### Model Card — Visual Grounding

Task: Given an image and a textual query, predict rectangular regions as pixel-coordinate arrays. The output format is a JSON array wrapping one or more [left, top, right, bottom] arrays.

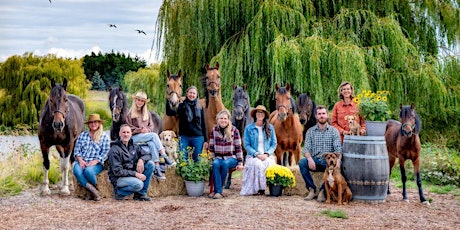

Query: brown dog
[[159, 130, 179, 162], [345, 115, 361, 136], [322, 152, 352, 205]]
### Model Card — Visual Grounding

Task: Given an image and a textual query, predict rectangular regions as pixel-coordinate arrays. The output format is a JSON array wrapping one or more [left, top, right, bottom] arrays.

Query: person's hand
[[359, 129, 366, 135], [236, 165, 244, 170], [308, 157, 316, 171], [343, 130, 349, 135], [78, 159, 86, 169], [135, 172, 146, 181], [203, 142, 209, 150], [141, 127, 149, 133], [137, 159, 144, 173], [256, 154, 267, 161], [87, 159, 99, 167]]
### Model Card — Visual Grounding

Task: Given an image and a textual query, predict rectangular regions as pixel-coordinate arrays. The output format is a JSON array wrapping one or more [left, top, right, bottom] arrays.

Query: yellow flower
[[357, 90, 391, 122], [265, 165, 296, 187]]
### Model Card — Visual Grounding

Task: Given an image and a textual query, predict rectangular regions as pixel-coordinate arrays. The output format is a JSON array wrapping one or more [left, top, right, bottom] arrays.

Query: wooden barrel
[[342, 135, 389, 203]]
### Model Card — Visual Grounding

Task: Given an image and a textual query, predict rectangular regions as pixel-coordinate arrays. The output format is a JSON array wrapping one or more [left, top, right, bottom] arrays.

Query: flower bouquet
[[265, 164, 296, 187], [355, 90, 391, 121]]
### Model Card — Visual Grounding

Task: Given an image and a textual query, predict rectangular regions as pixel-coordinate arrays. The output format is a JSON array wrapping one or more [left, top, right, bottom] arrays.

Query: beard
[[317, 117, 328, 124]]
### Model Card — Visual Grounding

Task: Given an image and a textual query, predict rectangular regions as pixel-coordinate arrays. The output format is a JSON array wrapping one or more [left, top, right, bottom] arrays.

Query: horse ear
[[215, 62, 219, 69], [62, 78, 68, 90], [286, 83, 291, 92], [108, 86, 112, 91], [410, 103, 415, 109], [205, 63, 210, 70], [243, 84, 247, 91], [233, 84, 237, 90], [399, 103, 403, 109], [177, 70, 182, 78], [51, 79, 56, 88], [167, 70, 171, 78], [275, 84, 280, 90], [119, 86, 123, 91]]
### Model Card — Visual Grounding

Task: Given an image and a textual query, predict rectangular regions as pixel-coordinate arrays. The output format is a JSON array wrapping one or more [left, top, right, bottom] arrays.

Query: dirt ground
[[1, 177, 459, 230]]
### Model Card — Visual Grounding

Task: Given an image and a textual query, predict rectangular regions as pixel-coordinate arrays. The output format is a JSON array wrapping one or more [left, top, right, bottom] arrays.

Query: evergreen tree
[[91, 71, 106, 90]]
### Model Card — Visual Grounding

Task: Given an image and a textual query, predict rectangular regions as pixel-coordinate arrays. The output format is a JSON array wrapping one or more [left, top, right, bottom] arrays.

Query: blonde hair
[[92, 123, 104, 144], [337, 81, 355, 100], [216, 109, 233, 142], [128, 92, 150, 121]]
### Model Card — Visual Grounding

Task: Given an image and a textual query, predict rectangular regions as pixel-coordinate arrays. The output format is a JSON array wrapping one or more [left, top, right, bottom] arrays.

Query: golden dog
[[345, 115, 361, 136], [159, 130, 178, 162], [322, 152, 352, 205]]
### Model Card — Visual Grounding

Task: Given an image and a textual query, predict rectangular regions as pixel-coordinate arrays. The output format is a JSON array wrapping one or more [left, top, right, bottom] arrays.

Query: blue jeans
[[179, 135, 204, 162], [299, 157, 327, 192], [114, 160, 154, 197], [212, 157, 237, 194], [73, 162, 104, 187], [132, 133, 163, 163]]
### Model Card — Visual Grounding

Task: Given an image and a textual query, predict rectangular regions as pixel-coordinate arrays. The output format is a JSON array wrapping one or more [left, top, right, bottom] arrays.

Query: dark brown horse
[[385, 104, 429, 204], [296, 93, 316, 141], [38, 78, 85, 196], [231, 84, 253, 139], [200, 62, 226, 136], [109, 86, 128, 140], [162, 70, 183, 134], [269, 84, 303, 166]]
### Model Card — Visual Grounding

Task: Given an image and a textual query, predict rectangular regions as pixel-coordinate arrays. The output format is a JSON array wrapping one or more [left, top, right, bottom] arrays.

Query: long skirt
[[240, 156, 275, 196]]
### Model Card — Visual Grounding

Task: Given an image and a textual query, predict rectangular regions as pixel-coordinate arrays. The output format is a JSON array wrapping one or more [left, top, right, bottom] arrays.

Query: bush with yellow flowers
[[354, 90, 391, 121], [265, 164, 296, 187], [175, 148, 212, 182]]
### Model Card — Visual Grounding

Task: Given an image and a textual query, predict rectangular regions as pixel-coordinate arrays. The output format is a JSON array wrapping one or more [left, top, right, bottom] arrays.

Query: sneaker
[[153, 165, 166, 180], [113, 189, 125, 201], [213, 193, 223, 199], [304, 188, 316, 200], [208, 193, 215, 198], [317, 189, 326, 202], [162, 154, 177, 167], [133, 193, 152, 201]]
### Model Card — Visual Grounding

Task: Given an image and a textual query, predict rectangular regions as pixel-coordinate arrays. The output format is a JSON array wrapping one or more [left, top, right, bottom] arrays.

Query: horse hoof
[[60, 187, 71, 196], [41, 188, 51, 196]]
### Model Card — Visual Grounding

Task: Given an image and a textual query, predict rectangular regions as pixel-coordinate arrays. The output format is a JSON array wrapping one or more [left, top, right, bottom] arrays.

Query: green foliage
[[320, 209, 348, 219], [421, 144, 460, 186], [90, 71, 106, 90], [355, 90, 391, 121], [175, 150, 212, 182], [0, 53, 91, 127], [82, 51, 147, 90], [0, 176, 22, 197]]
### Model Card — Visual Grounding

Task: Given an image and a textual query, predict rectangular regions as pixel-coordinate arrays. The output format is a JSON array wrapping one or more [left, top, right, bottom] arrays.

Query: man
[[108, 124, 154, 201], [298, 105, 342, 202]]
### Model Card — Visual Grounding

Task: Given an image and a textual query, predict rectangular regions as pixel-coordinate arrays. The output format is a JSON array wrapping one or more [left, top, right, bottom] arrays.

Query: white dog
[[159, 130, 179, 162]]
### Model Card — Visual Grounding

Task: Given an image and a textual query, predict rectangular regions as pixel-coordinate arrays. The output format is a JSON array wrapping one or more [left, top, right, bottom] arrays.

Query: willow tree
[[0, 53, 90, 127], [156, 0, 460, 145]]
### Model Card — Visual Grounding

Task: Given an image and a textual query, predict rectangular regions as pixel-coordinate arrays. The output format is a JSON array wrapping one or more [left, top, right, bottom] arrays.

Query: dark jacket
[[107, 138, 152, 186], [168, 98, 207, 142]]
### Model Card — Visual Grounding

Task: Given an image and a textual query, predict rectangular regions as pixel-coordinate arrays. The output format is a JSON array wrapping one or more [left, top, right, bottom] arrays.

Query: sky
[[0, 0, 163, 64]]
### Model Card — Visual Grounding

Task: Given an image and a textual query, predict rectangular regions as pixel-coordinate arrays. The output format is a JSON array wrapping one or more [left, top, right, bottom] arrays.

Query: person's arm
[[331, 103, 345, 135], [266, 125, 277, 156], [73, 132, 85, 158], [125, 113, 142, 135], [98, 133, 110, 163], [233, 128, 243, 166], [208, 127, 215, 158], [243, 125, 257, 157], [200, 108, 208, 142], [108, 147, 136, 177], [147, 112, 154, 132]]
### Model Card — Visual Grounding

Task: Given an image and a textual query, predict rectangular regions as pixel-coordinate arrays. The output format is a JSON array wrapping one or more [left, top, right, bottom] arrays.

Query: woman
[[170, 86, 207, 162], [126, 91, 175, 181], [73, 113, 110, 201], [208, 109, 244, 199], [331, 81, 366, 142], [240, 105, 277, 196]]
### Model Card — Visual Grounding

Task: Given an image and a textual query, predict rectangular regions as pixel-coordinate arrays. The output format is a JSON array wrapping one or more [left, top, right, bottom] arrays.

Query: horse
[[385, 103, 429, 204], [269, 83, 303, 166], [295, 93, 316, 141], [38, 78, 85, 196], [109, 86, 128, 140], [231, 84, 253, 140], [162, 69, 183, 134], [200, 62, 226, 136]]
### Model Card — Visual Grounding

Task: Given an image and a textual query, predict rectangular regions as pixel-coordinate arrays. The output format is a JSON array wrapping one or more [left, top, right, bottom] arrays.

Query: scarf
[[184, 98, 201, 124]]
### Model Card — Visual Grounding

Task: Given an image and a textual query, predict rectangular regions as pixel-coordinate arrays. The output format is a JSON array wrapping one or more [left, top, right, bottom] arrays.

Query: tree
[[91, 71, 106, 90], [0, 53, 91, 126], [124, 64, 163, 113], [155, 0, 460, 147]]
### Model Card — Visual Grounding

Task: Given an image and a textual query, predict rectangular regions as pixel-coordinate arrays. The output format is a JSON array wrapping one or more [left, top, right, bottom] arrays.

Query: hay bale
[[284, 166, 323, 196], [72, 166, 186, 199]]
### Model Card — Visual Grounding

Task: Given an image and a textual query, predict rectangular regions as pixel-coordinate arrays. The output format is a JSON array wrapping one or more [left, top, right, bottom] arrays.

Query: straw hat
[[132, 91, 150, 103], [85, 114, 105, 124], [250, 105, 269, 118]]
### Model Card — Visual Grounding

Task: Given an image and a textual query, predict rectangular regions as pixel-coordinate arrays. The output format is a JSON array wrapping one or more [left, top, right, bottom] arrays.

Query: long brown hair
[[251, 111, 271, 138]]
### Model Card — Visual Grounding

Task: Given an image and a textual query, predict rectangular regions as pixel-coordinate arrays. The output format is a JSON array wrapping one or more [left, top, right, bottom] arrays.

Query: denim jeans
[[72, 162, 104, 187], [298, 157, 327, 192], [179, 135, 204, 162], [211, 157, 237, 194], [114, 160, 154, 197], [132, 133, 163, 163]]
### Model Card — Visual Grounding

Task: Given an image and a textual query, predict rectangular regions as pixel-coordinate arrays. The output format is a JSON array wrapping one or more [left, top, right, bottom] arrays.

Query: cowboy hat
[[85, 113, 105, 124], [132, 91, 150, 103], [250, 105, 270, 118]]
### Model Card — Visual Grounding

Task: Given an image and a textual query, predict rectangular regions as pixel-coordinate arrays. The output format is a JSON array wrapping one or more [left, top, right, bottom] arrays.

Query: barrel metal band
[[343, 152, 389, 160], [348, 180, 389, 185]]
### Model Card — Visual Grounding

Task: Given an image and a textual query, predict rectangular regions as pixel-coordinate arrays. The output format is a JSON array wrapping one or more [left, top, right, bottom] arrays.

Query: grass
[[319, 209, 348, 219], [85, 90, 112, 130]]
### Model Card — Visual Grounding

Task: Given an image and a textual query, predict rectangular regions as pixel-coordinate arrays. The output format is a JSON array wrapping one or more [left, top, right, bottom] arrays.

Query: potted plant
[[265, 165, 296, 196], [355, 90, 392, 136], [175, 149, 212, 196]]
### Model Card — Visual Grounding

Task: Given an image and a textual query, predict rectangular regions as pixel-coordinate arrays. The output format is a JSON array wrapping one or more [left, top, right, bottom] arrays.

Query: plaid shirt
[[209, 126, 243, 164], [303, 123, 342, 159], [74, 131, 110, 163]]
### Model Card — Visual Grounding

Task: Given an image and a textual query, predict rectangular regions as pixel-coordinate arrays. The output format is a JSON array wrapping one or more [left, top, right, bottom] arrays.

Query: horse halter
[[277, 103, 292, 114], [401, 122, 415, 136], [206, 79, 221, 87]]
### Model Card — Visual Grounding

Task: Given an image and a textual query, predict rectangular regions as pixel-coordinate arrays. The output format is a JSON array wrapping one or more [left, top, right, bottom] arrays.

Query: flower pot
[[184, 181, 205, 197], [268, 183, 283, 197], [365, 121, 387, 136]]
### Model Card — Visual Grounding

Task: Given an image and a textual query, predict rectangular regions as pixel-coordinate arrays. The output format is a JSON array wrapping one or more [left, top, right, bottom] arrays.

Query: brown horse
[[163, 69, 183, 134], [296, 93, 316, 141], [269, 84, 303, 166], [200, 62, 226, 137], [38, 78, 85, 196], [385, 104, 429, 204]]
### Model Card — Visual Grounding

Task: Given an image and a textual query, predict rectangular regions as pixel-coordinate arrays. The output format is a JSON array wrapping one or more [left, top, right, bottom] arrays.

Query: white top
[[256, 125, 264, 155]]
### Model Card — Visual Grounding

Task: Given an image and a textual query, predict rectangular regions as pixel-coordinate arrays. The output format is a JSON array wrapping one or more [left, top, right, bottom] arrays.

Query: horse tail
[[414, 112, 422, 134], [150, 111, 163, 134]]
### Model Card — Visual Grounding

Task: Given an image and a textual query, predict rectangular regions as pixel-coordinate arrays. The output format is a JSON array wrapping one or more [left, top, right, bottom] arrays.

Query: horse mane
[[400, 105, 421, 134]]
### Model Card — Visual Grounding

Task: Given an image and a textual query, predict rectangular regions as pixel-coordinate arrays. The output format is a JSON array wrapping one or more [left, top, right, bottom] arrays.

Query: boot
[[317, 189, 326, 202], [304, 188, 316, 200], [161, 153, 176, 167], [85, 183, 101, 201], [153, 165, 166, 181]]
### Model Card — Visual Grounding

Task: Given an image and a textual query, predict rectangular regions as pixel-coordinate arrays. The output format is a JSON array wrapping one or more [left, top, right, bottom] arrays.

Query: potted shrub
[[175, 149, 212, 196], [265, 165, 296, 196], [355, 90, 392, 136]]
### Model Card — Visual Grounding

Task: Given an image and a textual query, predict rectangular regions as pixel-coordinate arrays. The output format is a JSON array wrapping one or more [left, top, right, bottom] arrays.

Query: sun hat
[[250, 105, 270, 118], [132, 91, 150, 103], [85, 113, 105, 124]]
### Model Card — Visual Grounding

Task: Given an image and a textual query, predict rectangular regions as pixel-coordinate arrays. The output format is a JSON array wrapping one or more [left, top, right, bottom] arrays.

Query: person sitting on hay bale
[[73, 114, 110, 201], [108, 124, 154, 201]]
